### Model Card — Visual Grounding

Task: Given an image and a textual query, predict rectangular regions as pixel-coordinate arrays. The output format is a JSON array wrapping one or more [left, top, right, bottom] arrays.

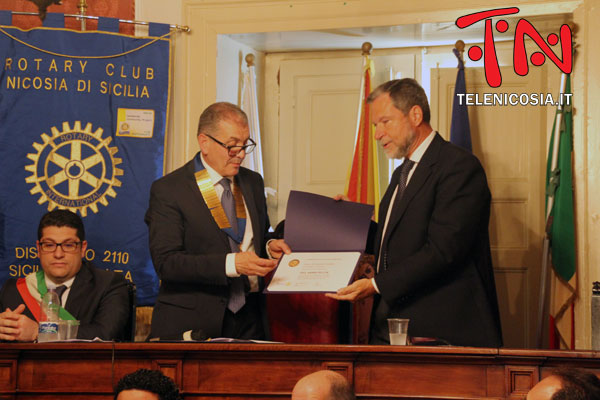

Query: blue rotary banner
[[0, 12, 170, 305]]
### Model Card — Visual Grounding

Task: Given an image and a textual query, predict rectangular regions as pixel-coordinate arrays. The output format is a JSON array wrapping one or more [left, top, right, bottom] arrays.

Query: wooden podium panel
[[266, 254, 375, 344], [267, 293, 342, 343], [1, 343, 600, 399]]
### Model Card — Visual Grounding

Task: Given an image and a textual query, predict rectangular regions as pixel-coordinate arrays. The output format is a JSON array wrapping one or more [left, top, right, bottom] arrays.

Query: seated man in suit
[[328, 78, 502, 347], [146, 102, 289, 341], [0, 210, 129, 341]]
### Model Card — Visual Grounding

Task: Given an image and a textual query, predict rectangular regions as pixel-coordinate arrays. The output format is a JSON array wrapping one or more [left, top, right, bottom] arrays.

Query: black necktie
[[219, 178, 245, 314], [395, 159, 415, 202], [54, 285, 67, 306], [382, 159, 415, 271]]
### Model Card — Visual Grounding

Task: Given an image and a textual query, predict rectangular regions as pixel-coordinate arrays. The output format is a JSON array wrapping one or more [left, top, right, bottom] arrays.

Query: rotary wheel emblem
[[25, 121, 124, 217]]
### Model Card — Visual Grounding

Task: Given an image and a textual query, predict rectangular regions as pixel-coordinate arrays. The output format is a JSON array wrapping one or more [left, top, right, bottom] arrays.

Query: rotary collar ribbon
[[194, 155, 246, 244]]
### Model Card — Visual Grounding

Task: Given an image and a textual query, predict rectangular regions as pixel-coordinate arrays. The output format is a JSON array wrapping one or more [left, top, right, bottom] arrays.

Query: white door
[[277, 54, 415, 222]]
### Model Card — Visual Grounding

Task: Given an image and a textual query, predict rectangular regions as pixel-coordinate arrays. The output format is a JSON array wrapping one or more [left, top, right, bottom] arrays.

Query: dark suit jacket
[[370, 133, 503, 347], [0, 261, 129, 340], [145, 156, 271, 339]]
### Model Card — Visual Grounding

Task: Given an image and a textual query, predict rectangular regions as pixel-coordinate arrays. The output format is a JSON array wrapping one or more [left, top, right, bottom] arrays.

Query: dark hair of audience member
[[551, 368, 600, 400], [330, 376, 356, 400], [114, 369, 182, 400], [37, 209, 85, 241]]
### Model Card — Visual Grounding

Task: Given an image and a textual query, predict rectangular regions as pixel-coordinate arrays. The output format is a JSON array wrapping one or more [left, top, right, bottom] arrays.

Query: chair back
[[122, 281, 137, 341]]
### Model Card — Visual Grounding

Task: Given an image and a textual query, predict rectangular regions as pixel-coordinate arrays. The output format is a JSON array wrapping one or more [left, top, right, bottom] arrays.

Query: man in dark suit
[[328, 79, 502, 347], [0, 210, 129, 341], [145, 102, 289, 341]]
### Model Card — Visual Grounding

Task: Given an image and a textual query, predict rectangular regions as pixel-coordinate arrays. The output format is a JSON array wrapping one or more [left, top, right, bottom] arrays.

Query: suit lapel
[[381, 133, 444, 250], [64, 262, 93, 318], [185, 159, 231, 248], [185, 160, 206, 206]]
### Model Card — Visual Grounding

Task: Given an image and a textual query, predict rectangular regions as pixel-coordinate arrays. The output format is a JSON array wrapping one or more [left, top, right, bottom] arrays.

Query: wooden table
[[1, 343, 600, 399]]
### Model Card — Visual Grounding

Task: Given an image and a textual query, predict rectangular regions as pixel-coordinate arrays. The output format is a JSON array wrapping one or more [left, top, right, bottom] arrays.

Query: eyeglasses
[[39, 241, 82, 253], [207, 135, 256, 155]]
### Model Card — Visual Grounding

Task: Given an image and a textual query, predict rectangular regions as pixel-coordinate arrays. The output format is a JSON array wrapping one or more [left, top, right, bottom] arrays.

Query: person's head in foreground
[[114, 369, 182, 400], [291, 370, 356, 400], [527, 368, 600, 400]]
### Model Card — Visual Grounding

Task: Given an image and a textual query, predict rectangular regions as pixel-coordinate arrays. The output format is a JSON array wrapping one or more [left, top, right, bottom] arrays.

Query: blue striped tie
[[219, 178, 245, 314]]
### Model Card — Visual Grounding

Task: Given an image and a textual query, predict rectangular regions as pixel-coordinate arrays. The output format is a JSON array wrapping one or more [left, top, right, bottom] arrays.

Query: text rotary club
[[3, 57, 155, 98]]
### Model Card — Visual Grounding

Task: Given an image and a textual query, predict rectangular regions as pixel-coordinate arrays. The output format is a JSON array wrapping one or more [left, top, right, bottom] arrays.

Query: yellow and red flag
[[345, 57, 380, 219]]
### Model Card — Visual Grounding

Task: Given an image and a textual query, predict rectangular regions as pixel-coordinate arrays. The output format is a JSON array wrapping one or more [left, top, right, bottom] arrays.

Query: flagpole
[[11, 11, 191, 32], [77, 0, 87, 31], [455, 40, 465, 63], [536, 72, 568, 348], [345, 42, 371, 195], [352, 42, 372, 151]]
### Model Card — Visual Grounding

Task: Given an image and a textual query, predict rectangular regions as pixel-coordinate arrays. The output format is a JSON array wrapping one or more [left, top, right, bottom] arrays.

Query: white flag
[[241, 64, 264, 177]]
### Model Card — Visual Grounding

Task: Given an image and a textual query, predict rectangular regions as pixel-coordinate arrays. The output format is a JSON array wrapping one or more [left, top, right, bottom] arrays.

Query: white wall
[[216, 35, 265, 108], [135, 0, 186, 173]]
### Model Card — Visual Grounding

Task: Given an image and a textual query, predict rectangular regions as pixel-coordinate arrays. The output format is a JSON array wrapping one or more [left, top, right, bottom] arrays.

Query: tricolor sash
[[194, 155, 246, 244], [16, 276, 42, 322], [15, 271, 76, 322]]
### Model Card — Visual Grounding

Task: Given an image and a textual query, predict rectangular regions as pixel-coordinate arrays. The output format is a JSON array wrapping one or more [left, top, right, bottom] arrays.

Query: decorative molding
[[505, 366, 537, 399], [152, 359, 183, 388], [0, 360, 17, 391], [322, 361, 353, 384]]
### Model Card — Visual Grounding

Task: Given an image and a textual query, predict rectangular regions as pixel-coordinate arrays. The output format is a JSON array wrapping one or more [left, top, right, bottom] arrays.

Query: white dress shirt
[[372, 130, 436, 292], [45, 274, 75, 306]]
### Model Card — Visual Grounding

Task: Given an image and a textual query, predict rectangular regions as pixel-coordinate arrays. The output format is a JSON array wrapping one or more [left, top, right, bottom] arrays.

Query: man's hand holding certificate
[[266, 191, 373, 293]]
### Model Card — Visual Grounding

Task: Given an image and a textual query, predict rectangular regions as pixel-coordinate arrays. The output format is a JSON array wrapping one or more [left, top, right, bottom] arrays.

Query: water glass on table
[[387, 318, 409, 345]]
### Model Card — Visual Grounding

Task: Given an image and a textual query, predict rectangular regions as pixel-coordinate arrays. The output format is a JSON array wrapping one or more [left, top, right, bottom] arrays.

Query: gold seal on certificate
[[288, 259, 300, 267]]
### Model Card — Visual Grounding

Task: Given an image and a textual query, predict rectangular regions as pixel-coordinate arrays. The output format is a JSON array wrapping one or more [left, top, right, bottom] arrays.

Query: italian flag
[[546, 75, 576, 349]]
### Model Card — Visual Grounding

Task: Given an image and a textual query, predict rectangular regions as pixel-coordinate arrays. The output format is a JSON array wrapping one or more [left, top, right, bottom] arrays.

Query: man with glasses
[[0, 210, 129, 341], [146, 102, 290, 341]]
